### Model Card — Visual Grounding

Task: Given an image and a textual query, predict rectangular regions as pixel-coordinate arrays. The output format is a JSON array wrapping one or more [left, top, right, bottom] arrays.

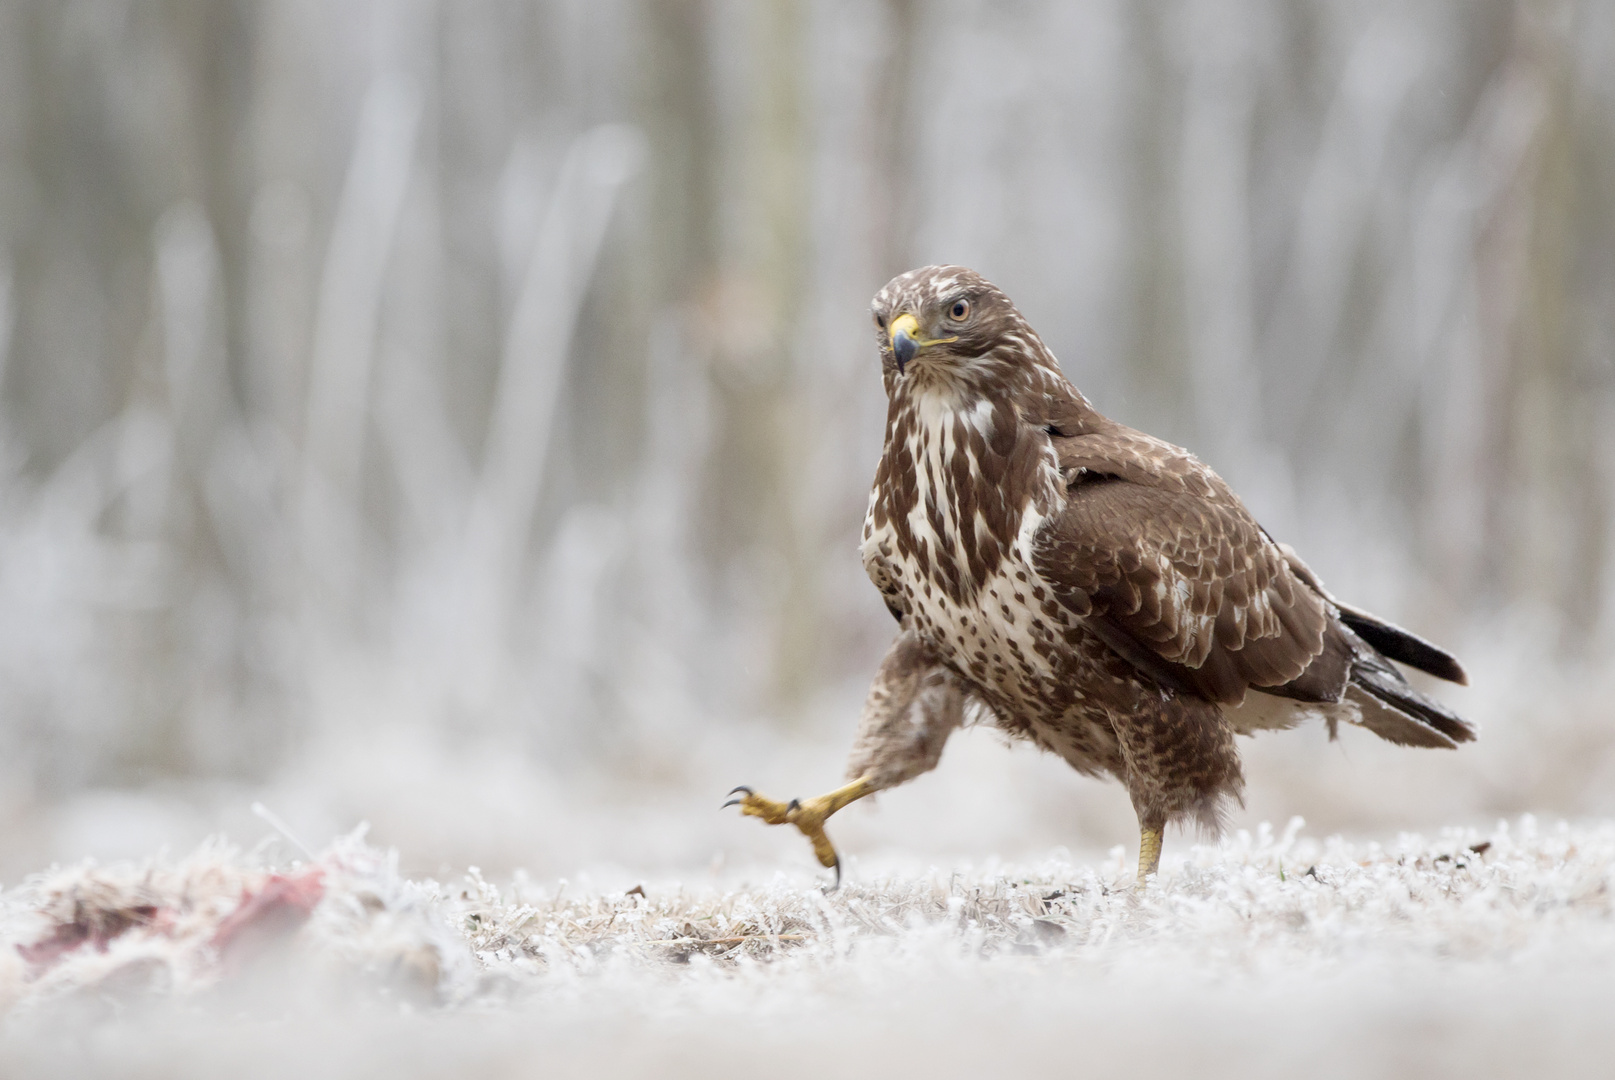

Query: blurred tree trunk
[[694, 0, 817, 715], [871, 0, 920, 281], [1121, 3, 1191, 443], [639, 0, 718, 302], [1474, 3, 1613, 649]]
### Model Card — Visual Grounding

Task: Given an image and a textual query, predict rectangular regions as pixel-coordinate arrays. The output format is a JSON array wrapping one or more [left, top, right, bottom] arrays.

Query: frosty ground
[[1, 642, 1609, 1080], [1, 814, 1612, 1080]]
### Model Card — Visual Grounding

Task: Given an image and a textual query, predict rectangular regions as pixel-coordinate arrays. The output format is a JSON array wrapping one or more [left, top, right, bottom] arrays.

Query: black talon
[[722, 785, 753, 809], [786, 799, 801, 812], [824, 857, 842, 893]]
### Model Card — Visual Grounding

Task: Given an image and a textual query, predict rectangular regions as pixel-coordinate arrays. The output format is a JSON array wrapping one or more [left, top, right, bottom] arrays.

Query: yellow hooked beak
[[888, 313, 957, 374]]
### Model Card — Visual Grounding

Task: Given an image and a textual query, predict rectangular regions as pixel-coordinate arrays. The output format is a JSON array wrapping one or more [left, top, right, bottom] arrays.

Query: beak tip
[[891, 334, 917, 373]]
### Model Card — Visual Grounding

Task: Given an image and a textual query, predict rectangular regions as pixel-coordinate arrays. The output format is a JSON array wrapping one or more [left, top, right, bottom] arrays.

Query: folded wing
[[1034, 430, 1330, 704], [1033, 426, 1472, 745]]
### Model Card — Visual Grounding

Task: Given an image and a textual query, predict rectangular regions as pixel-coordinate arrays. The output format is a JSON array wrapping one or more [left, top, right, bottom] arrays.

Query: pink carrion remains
[[208, 869, 326, 969]]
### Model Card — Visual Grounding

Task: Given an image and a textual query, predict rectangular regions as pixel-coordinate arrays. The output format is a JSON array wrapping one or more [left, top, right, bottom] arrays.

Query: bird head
[[870, 265, 1027, 380]]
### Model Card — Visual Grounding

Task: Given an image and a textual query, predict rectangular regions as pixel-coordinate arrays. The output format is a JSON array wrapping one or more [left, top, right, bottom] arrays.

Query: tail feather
[[1342, 637, 1477, 747], [1272, 541, 1474, 748], [1343, 686, 1460, 748], [1335, 603, 1468, 685], [1350, 664, 1476, 746]]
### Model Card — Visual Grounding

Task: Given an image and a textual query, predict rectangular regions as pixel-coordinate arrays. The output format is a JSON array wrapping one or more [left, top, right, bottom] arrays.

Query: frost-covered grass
[[2, 817, 1613, 1078]]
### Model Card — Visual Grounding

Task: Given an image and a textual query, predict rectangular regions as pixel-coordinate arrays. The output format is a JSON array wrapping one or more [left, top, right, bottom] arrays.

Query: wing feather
[[1033, 429, 1328, 705]]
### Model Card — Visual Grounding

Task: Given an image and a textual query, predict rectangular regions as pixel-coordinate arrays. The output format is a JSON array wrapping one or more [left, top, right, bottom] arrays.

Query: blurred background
[[0, 0, 1613, 884]]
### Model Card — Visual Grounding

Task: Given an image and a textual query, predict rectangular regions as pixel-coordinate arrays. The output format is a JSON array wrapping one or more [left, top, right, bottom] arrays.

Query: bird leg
[[1136, 819, 1165, 884], [725, 623, 964, 887], [724, 776, 877, 887]]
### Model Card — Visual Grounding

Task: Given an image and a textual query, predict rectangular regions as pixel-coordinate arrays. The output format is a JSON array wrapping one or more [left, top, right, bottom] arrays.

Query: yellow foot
[[723, 776, 875, 889], [1137, 824, 1164, 886]]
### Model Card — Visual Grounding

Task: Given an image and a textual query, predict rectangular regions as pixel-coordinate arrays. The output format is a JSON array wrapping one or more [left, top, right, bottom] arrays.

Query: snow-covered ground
[[2, 815, 1612, 1079], [0, 641, 1609, 1078]]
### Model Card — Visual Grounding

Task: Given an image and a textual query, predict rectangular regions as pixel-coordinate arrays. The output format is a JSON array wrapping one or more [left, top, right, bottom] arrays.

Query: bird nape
[[728, 265, 1472, 887]]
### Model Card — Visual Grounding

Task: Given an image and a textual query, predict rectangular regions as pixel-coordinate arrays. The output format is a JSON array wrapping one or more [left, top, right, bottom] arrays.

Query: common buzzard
[[729, 265, 1472, 884]]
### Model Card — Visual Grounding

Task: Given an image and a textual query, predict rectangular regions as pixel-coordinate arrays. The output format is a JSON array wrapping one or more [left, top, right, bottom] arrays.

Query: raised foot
[[723, 776, 876, 889]]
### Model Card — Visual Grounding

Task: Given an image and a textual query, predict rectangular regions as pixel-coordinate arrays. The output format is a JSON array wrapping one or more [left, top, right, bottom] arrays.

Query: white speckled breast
[[861, 388, 1076, 709]]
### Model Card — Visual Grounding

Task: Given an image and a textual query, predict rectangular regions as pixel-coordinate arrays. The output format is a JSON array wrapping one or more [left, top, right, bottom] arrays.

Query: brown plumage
[[730, 264, 1472, 883]]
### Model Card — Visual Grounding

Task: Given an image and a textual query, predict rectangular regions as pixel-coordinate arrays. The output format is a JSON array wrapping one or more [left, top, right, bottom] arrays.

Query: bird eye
[[947, 299, 970, 321], [874, 311, 887, 329]]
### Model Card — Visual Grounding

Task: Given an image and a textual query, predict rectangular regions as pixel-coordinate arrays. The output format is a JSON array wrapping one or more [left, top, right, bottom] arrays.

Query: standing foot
[[1137, 823, 1164, 885]]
